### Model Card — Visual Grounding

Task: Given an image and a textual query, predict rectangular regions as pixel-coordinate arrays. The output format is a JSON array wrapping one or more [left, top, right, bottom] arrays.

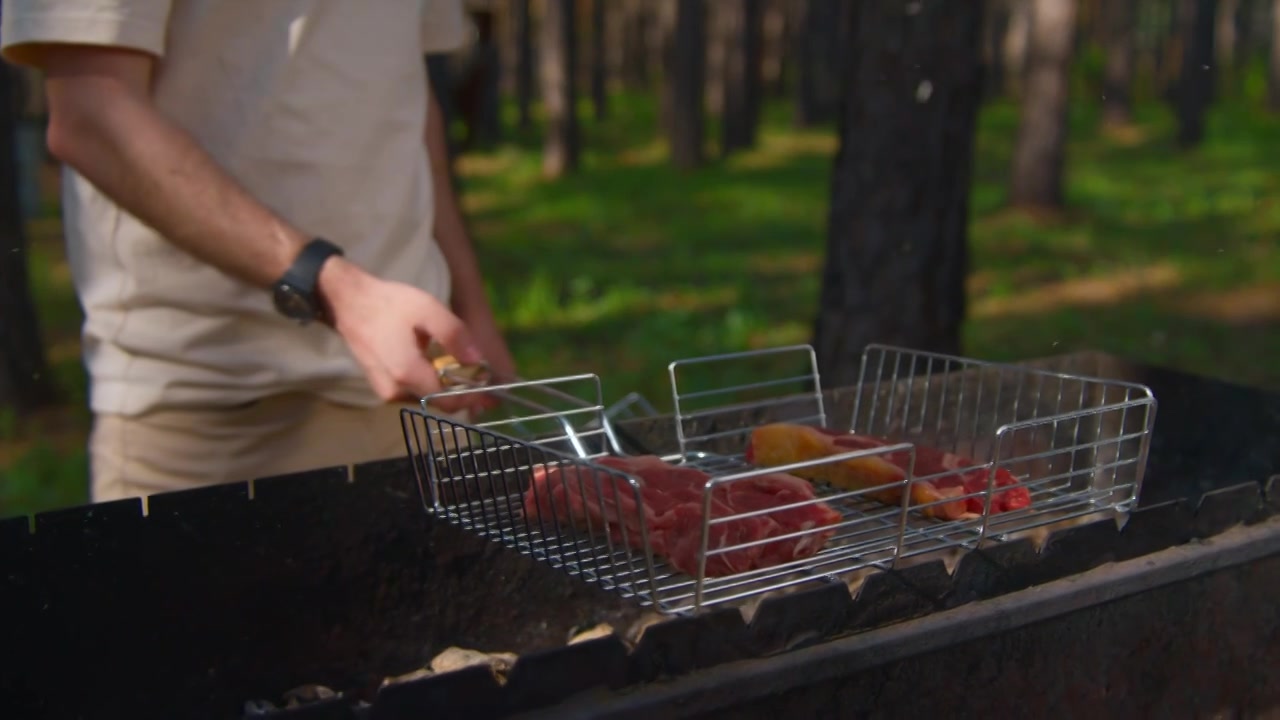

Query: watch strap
[[283, 238, 344, 293], [275, 238, 345, 323]]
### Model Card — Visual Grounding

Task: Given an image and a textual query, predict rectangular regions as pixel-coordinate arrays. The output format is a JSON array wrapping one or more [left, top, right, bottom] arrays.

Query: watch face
[[273, 283, 316, 321]]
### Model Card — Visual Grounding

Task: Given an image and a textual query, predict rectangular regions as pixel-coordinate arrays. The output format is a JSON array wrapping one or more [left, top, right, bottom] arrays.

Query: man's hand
[[318, 256, 489, 412]]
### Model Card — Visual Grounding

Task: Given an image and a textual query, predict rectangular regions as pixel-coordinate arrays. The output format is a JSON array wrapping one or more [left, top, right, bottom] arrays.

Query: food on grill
[[522, 454, 842, 578], [745, 423, 1032, 520]]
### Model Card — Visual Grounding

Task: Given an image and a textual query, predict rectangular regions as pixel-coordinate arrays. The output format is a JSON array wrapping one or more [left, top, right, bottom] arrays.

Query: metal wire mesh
[[848, 344, 1157, 548], [400, 374, 662, 602], [401, 343, 1157, 616]]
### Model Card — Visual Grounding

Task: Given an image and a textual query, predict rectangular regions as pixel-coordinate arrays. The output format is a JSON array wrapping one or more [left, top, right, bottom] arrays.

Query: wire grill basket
[[401, 344, 1157, 615]]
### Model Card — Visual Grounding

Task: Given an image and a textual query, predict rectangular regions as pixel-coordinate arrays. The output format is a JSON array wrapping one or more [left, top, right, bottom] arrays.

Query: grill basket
[[400, 344, 1157, 615]]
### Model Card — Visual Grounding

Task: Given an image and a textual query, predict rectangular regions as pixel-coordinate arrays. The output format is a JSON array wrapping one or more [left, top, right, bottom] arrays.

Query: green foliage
[[0, 440, 88, 518]]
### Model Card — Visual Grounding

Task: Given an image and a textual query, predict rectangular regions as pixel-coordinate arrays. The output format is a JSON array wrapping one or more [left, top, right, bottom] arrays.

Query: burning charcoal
[[429, 646, 519, 680], [567, 623, 615, 645], [282, 684, 338, 709], [381, 667, 434, 688]]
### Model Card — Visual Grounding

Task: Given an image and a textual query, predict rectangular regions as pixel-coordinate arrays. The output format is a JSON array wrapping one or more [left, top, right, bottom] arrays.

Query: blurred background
[[1, 0, 1277, 518]]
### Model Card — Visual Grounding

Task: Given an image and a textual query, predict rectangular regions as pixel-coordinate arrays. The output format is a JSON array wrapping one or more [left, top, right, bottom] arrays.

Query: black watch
[[272, 238, 345, 324]]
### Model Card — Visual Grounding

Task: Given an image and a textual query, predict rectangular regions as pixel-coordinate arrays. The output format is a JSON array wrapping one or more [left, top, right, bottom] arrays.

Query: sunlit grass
[[2, 83, 1278, 519]]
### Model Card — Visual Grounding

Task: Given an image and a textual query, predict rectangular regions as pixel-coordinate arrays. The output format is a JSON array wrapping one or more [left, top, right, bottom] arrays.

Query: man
[[0, 0, 516, 502]]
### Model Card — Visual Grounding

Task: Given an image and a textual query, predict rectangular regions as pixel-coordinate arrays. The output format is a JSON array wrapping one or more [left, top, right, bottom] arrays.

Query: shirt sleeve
[[421, 0, 476, 55], [1, 0, 173, 67]]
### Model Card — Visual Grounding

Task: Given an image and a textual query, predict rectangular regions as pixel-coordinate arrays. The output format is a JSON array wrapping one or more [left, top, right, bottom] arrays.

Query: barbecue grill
[[1, 347, 1277, 720], [401, 344, 1157, 615]]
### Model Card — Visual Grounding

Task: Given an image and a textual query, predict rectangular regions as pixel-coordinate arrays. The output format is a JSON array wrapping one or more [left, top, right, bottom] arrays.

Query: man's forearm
[[43, 50, 315, 291], [425, 91, 489, 314]]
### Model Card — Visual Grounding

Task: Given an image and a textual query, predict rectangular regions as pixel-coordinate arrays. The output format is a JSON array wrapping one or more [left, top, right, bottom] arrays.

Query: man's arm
[[36, 45, 483, 404], [43, 48, 307, 289]]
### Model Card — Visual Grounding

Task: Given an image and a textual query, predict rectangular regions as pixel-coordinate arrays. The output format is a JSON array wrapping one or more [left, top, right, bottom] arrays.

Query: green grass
[[2, 86, 1278, 520]]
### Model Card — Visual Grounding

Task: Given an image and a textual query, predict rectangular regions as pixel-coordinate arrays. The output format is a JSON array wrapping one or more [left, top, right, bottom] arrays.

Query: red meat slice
[[521, 454, 842, 578], [745, 423, 1033, 520]]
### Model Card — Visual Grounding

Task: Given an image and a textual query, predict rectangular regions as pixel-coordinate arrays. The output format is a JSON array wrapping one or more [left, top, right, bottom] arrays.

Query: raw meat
[[521, 454, 842, 578], [745, 423, 1033, 520]]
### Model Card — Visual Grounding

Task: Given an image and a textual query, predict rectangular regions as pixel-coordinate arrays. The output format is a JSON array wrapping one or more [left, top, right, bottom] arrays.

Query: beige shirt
[[1, 0, 474, 416]]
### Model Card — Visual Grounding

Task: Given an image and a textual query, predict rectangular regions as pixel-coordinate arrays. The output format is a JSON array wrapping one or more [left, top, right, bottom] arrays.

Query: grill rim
[[301, 475, 1279, 718]]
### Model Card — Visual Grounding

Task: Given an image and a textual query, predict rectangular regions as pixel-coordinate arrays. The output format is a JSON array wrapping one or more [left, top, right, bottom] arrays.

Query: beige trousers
[[89, 392, 468, 502]]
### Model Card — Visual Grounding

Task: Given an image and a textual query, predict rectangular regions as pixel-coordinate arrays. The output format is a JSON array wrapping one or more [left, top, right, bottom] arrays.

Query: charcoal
[[243, 698, 279, 717], [284, 684, 339, 707], [242, 691, 355, 720], [567, 622, 616, 644], [380, 667, 433, 688], [429, 647, 518, 679]]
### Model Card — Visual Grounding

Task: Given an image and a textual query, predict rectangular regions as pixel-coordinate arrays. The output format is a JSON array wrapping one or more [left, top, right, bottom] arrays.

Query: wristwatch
[[272, 238, 345, 324]]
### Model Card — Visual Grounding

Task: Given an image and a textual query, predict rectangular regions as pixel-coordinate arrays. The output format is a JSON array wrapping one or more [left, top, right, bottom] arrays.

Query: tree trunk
[[656, 0, 678, 135], [650, 0, 673, 94], [591, 0, 609, 120], [762, 0, 791, 97], [721, 0, 764, 155], [1238, 0, 1262, 61], [812, 0, 984, 386], [1009, 0, 1077, 211], [665, 0, 707, 170], [1101, 0, 1137, 126], [1176, 0, 1218, 147], [1162, 0, 1195, 106], [1215, 0, 1239, 98], [1151, 0, 1171, 89], [706, 2, 730, 116], [540, 0, 579, 177], [511, 0, 534, 130], [620, 0, 652, 90], [605, 0, 628, 95], [793, 0, 842, 126], [0, 63, 58, 412], [788, 0, 808, 122], [1269, 0, 1280, 110], [1003, 0, 1031, 97], [983, 0, 1011, 99], [455, 9, 503, 150]]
